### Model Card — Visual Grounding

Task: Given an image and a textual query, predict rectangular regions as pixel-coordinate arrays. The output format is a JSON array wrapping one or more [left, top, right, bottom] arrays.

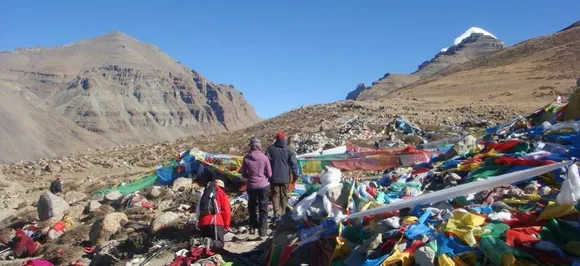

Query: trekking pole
[[0, 247, 11, 255], [138, 244, 169, 266]]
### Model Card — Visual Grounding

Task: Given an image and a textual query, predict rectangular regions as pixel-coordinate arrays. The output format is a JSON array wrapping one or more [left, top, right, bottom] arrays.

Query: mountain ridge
[[347, 27, 506, 100], [0, 31, 260, 163], [196, 22, 580, 155]]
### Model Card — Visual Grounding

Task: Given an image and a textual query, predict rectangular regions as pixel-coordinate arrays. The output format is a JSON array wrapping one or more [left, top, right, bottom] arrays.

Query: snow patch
[[453, 27, 497, 45], [439, 27, 498, 53]]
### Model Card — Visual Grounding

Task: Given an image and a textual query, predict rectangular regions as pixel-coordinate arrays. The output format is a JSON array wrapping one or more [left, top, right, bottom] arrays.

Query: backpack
[[199, 181, 220, 215]]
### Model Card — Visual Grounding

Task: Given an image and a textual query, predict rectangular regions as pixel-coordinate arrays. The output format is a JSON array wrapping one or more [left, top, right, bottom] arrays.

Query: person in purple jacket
[[241, 137, 272, 238]]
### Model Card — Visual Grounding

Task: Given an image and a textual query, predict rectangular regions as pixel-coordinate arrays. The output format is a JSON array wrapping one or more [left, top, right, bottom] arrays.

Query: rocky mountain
[[348, 27, 506, 100], [2, 21, 579, 199], [0, 32, 260, 163], [561, 20, 580, 32], [197, 21, 580, 155]]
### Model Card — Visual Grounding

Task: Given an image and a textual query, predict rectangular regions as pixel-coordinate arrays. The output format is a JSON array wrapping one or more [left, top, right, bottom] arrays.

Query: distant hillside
[[201, 22, 580, 154], [0, 32, 260, 163], [348, 27, 506, 100]]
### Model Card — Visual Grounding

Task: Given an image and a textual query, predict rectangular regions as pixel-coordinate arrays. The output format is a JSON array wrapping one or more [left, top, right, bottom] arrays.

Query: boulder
[[149, 186, 163, 198], [66, 205, 85, 219], [224, 232, 235, 242], [443, 135, 477, 160], [415, 246, 436, 266], [158, 200, 173, 210], [64, 191, 88, 204], [359, 233, 382, 255], [104, 191, 122, 201], [37, 192, 70, 222], [89, 212, 128, 244], [150, 212, 180, 234], [87, 200, 102, 212], [172, 178, 192, 191], [0, 209, 17, 224], [5, 199, 24, 210], [17, 200, 31, 210], [44, 163, 62, 173], [48, 229, 64, 240]]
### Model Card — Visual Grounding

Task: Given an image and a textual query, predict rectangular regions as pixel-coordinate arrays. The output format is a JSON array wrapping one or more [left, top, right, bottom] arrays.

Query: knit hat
[[276, 131, 286, 140], [15, 229, 26, 237], [249, 137, 261, 150], [215, 180, 225, 188], [249, 137, 261, 146]]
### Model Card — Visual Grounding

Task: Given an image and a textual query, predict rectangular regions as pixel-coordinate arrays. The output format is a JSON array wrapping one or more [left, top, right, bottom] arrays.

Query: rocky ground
[[0, 85, 569, 265], [0, 166, 272, 265]]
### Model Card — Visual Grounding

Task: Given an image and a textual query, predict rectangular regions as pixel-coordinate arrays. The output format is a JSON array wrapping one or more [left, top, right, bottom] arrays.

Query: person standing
[[196, 179, 231, 251], [49, 175, 63, 195], [265, 131, 298, 221], [241, 137, 272, 238]]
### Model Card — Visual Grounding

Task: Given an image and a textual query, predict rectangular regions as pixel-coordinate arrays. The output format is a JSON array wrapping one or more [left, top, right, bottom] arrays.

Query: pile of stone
[[1, 141, 193, 178], [0, 176, 230, 264], [292, 115, 384, 154]]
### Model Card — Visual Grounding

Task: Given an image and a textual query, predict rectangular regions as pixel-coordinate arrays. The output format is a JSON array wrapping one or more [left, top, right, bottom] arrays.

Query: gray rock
[[48, 229, 64, 240], [37, 192, 70, 221], [5, 199, 23, 210], [89, 212, 128, 244], [64, 191, 88, 204], [17, 200, 31, 210], [44, 163, 62, 173], [359, 233, 382, 255], [539, 186, 552, 196], [149, 186, 163, 198], [150, 212, 179, 234], [87, 200, 102, 212], [443, 135, 477, 160], [224, 232, 235, 242], [158, 200, 173, 210], [0, 209, 17, 224], [66, 205, 85, 219], [105, 191, 122, 201], [415, 246, 436, 266], [172, 177, 192, 191]]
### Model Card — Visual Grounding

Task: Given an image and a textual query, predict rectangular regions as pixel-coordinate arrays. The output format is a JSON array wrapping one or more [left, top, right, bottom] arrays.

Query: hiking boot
[[258, 227, 267, 239], [202, 237, 212, 249], [270, 217, 279, 224], [270, 217, 279, 228]]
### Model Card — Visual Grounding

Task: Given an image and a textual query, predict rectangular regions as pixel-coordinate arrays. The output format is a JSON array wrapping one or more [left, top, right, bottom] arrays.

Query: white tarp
[[298, 145, 347, 158]]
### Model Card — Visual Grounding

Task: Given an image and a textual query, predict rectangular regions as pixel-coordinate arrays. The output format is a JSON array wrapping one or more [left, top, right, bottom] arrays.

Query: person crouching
[[196, 179, 231, 251]]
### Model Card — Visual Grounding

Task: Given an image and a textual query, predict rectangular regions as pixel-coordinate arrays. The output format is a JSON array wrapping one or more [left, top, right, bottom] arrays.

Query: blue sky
[[1, 1, 578, 118]]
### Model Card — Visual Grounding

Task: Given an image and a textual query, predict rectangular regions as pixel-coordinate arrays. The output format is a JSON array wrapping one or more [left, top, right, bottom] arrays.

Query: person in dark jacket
[[49, 175, 63, 195], [265, 131, 298, 220], [196, 179, 231, 251], [241, 137, 272, 237]]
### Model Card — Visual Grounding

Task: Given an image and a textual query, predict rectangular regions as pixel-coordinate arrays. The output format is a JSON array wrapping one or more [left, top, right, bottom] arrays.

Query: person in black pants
[[265, 132, 298, 221], [240, 137, 272, 238], [196, 179, 231, 251]]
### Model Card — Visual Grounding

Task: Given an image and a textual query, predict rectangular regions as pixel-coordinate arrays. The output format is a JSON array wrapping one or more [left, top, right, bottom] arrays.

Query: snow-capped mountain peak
[[454, 27, 497, 45], [441, 27, 498, 52]]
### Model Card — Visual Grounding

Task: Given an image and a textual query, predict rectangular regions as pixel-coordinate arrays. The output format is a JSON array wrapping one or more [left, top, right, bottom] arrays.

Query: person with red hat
[[265, 131, 298, 222], [12, 229, 40, 258]]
